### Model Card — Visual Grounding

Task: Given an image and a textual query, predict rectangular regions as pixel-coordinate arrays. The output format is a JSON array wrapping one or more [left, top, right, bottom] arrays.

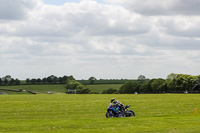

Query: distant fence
[[27, 91, 37, 94], [0, 89, 37, 94]]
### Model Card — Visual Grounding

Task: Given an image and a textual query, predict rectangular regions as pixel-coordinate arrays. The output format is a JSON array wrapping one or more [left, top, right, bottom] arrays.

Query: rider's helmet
[[115, 100, 121, 104], [111, 98, 115, 103]]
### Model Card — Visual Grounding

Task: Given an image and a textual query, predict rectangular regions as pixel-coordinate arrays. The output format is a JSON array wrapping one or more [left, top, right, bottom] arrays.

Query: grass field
[[0, 84, 123, 94], [0, 85, 66, 94], [1, 94, 200, 133], [78, 79, 136, 85], [86, 84, 123, 93]]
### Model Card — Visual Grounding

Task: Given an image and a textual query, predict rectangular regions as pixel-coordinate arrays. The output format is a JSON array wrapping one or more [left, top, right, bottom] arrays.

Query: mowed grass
[[0, 85, 66, 94], [86, 84, 123, 93], [0, 84, 122, 94], [1, 94, 200, 133]]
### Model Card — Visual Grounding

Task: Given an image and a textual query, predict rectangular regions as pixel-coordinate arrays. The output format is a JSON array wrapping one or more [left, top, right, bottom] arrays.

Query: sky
[[0, 0, 200, 80]]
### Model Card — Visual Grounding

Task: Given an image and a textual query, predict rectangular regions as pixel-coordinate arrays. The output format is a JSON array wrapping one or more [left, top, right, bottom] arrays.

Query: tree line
[[0, 75, 74, 85], [118, 73, 200, 94], [0, 75, 20, 85], [25, 75, 74, 85], [1, 73, 199, 94]]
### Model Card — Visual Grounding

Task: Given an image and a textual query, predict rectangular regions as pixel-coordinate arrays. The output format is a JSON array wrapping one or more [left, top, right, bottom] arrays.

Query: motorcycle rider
[[110, 98, 125, 114], [106, 98, 135, 118]]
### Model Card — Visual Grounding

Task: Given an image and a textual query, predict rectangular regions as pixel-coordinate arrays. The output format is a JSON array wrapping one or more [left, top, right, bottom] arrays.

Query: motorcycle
[[106, 103, 135, 118]]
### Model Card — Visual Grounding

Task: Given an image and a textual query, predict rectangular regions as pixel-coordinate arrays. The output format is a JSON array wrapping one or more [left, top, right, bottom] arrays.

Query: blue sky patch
[[42, 0, 105, 5], [42, 0, 81, 5]]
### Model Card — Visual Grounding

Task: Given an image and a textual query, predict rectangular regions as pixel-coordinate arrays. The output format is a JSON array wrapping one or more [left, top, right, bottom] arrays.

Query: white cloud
[[0, 0, 41, 20], [158, 16, 200, 38], [0, 0, 200, 79], [124, 0, 200, 16]]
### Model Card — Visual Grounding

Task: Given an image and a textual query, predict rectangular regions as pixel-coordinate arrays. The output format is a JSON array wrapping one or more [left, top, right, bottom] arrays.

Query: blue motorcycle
[[106, 103, 135, 118]]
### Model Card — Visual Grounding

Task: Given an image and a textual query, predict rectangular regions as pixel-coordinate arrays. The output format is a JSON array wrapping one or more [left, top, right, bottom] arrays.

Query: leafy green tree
[[139, 82, 149, 93], [197, 75, 200, 81], [175, 74, 197, 91], [89, 77, 96, 84], [2, 75, 12, 85], [47, 76, 53, 84], [15, 78, 21, 85], [119, 81, 140, 94], [81, 88, 91, 94], [68, 75, 75, 80], [42, 78, 47, 84], [58, 76, 68, 84], [36, 78, 42, 84], [62, 76, 68, 83], [26, 78, 30, 84], [165, 73, 198, 92], [9, 78, 15, 85], [138, 75, 146, 81], [52, 76, 58, 84], [142, 80, 155, 93], [65, 79, 91, 94], [31, 79, 37, 84], [102, 88, 118, 94], [166, 73, 177, 92], [0, 78, 2, 85], [46, 75, 58, 84], [151, 78, 166, 93], [58, 77, 63, 84]]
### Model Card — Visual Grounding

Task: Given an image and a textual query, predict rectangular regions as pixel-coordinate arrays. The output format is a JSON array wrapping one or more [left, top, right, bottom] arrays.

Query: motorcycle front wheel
[[106, 112, 113, 118]]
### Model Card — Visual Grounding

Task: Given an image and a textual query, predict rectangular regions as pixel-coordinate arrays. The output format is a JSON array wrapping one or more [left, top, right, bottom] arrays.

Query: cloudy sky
[[0, 0, 200, 80]]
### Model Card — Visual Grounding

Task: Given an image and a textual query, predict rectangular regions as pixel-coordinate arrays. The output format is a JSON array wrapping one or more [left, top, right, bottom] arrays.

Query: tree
[[151, 78, 166, 93], [52, 76, 58, 84], [15, 78, 21, 85], [138, 75, 146, 81], [31, 79, 37, 84], [9, 78, 15, 85], [68, 75, 75, 80], [65, 79, 91, 94], [36, 78, 42, 84], [140, 79, 155, 93], [89, 77, 96, 84], [58, 76, 68, 84], [26, 78, 30, 84], [47, 76, 52, 84], [165, 73, 198, 92], [102, 88, 118, 94], [166, 73, 177, 92], [139, 81, 151, 93], [175, 74, 197, 92], [62, 76, 68, 84], [81, 88, 91, 94], [2, 75, 12, 85], [119, 81, 140, 94], [47, 75, 58, 84], [42, 77, 47, 84], [0, 78, 2, 85], [58, 77, 63, 84]]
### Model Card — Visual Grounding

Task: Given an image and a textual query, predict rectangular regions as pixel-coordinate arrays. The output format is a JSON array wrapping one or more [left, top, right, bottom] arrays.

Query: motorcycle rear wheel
[[129, 110, 135, 117], [125, 110, 135, 117]]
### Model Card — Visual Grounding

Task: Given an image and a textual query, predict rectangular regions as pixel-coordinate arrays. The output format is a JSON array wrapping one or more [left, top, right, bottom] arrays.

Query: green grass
[[78, 79, 137, 85], [86, 84, 123, 93], [0, 84, 122, 94], [1, 94, 200, 133], [0, 84, 66, 94]]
